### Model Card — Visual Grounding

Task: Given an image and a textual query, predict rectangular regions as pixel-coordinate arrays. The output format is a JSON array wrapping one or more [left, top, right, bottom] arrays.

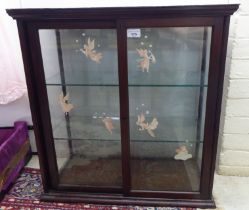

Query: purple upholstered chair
[[0, 121, 31, 194]]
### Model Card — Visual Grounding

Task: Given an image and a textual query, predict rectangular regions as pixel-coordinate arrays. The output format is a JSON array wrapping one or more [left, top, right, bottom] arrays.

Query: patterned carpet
[[0, 168, 195, 210]]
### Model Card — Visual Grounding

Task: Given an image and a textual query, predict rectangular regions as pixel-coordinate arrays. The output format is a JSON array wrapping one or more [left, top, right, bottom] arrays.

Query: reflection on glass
[[39, 29, 122, 187], [128, 27, 211, 191]]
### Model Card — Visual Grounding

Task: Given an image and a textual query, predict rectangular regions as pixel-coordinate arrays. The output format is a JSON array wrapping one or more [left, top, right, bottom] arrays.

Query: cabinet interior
[[39, 27, 211, 192]]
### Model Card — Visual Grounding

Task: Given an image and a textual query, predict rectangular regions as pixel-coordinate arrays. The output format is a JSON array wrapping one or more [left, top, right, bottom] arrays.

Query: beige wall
[[218, 0, 249, 176]]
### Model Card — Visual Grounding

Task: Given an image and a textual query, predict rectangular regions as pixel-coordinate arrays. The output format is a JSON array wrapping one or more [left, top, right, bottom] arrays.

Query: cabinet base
[[41, 191, 216, 208]]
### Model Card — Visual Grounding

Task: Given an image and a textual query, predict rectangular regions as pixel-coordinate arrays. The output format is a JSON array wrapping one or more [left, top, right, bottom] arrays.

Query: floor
[[27, 155, 249, 210]]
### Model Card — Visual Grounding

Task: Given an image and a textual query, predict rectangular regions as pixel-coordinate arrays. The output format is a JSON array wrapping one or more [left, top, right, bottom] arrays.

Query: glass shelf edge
[[46, 83, 208, 87], [46, 83, 119, 87], [129, 84, 208, 87], [53, 138, 203, 143]]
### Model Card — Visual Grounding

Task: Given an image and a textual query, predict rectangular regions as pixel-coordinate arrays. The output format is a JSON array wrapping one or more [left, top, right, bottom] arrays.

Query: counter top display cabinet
[[7, 4, 238, 208]]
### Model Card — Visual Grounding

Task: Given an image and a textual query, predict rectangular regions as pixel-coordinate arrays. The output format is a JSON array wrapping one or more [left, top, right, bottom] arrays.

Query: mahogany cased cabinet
[[7, 4, 238, 208]]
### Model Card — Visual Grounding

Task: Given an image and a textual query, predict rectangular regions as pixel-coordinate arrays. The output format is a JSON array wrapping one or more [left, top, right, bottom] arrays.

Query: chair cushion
[[0, 122, 28, 172], [0, 129, 13, 146]]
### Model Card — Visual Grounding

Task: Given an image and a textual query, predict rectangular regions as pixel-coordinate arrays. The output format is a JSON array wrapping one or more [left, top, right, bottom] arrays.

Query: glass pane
[[39, 29, 122, 187], [128, 27, 211, 191]]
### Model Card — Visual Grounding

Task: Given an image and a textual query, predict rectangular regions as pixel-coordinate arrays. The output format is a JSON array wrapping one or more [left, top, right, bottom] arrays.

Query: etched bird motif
[[136, 49, 156, 72], [80, 37, 103, 63], [59, 93, 74, 114], [102, 117, 115, 134], [136, 49, 150, 72], [136, 113, 158, 137], [174, 145, 192, 161]]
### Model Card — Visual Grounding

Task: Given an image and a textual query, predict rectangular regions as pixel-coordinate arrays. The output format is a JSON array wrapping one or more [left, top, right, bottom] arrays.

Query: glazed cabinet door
[[29, 22, 124, 192], [26, 16, 223, 199], [123, 18, 221, 197], [128, 26, 210, 192]]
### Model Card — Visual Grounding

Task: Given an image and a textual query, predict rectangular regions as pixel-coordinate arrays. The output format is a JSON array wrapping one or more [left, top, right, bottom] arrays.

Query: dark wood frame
[[7, 4, 238, 208]]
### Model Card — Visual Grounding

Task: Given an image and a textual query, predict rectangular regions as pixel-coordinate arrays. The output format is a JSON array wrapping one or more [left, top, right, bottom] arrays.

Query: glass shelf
[[46, 83, 208, 87], [46, 85, 206, 143], [129, 84, 207, 87], [46, 83, 119, 87], [54, 139, 202, 175], [45, 69, 208, 87], [54, 137, 203, 143], [51, 115, 201, 142]]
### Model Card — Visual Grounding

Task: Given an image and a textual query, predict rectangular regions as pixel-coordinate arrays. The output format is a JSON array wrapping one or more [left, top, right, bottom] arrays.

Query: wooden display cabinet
[[7, 4, 238, 208]]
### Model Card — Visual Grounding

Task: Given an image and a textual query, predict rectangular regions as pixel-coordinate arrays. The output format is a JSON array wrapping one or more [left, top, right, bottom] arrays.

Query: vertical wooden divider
[[116, 20, 131, 195]]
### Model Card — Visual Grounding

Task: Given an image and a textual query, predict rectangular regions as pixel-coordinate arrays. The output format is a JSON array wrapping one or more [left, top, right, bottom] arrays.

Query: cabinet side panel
[[199, 17, 227, 199], [209, 16, 231, 196], [26, 24, 60, 188], [16, 20, 51, 192]]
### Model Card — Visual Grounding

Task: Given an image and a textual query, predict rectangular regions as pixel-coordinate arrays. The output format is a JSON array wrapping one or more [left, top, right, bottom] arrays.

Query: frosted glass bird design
[[80, 37, 103, 63], [136, 49, 156, 72], [59, 93, 74, 114], [136, 113, 158, 137], [102, 117, 115, 134], [174, 145, 192, 161]]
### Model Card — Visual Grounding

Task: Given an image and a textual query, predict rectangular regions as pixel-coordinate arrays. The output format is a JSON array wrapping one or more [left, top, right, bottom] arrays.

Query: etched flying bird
[[102, 117, 115, 134], [136, 113, 158, 137], [80, 37, 103, 63], [136, 49, 150, 72], [174, 145, 192, 161], [149, 52, 156, 63], [146, 118, 159, 137], [59, 93, 74, 114], [136, 49, 156, 72]]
